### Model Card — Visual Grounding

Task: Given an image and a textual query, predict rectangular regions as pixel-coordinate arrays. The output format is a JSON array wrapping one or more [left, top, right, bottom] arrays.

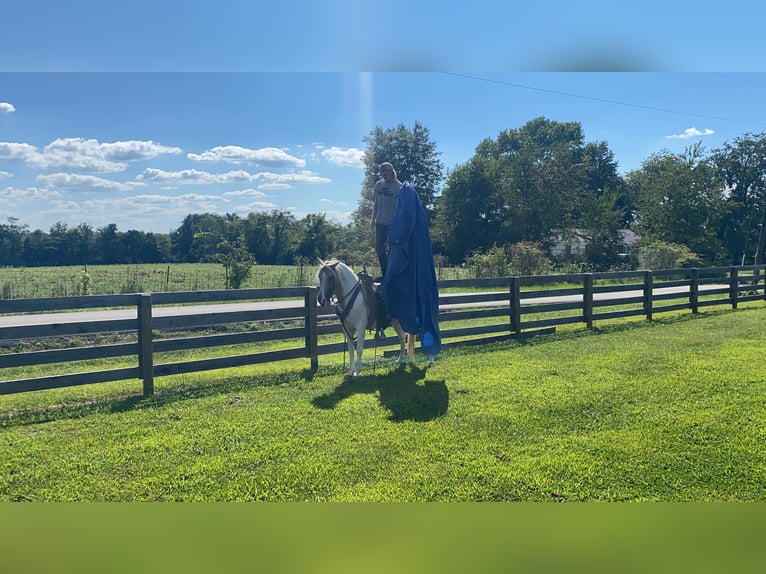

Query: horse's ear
[[318, 258, 325, 266]]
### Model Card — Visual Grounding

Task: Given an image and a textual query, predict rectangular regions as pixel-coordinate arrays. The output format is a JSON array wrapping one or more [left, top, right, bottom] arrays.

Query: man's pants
[[375, 223, 389, 276]]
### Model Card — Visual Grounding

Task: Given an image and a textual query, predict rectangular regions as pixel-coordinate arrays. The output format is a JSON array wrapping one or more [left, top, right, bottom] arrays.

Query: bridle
[[319, 262, 363, 336]]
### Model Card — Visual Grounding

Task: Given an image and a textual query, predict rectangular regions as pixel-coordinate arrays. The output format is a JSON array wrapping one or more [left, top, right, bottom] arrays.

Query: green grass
[[0, 263, 474, 298], [1, 305, 764, 501]]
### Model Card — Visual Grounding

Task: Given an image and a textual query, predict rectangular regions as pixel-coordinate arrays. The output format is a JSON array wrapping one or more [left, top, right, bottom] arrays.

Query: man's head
[[378, 162, 396, 182]]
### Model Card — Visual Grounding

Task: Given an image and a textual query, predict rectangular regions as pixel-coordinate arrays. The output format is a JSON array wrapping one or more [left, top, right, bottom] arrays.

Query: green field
[[0, 263, 473, 298], [1, 304, 764, 501]]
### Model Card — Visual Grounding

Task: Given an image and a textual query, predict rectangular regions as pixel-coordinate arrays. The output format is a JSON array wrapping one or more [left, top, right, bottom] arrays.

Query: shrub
[[638, 241, 701, 270]]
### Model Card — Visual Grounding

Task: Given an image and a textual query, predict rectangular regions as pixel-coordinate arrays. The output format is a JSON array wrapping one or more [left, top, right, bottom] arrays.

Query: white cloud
[[187, 145, 306, 168], [258, 183, 292, 190], [233, 200, 279, 212], [222, 188, 269, 199], [322, 209, 354, 224], [0, 142, 39, 161], [0, 103, 15, 113], [42, 193, 230, 228], [0, 138, 182, 172], [254, 170, 331, 185], [0, 170, 12, 180], [36, 172, 139, 192], [46, 138, 182, 161], [665, 127, 715, 140], [137, 168, 331, 187], [0, 186, 62, 204], [321, 146, 364, 167]]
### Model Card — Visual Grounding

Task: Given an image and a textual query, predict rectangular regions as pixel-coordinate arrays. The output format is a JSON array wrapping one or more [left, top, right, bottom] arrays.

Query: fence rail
[[1, 265, 764, 396]]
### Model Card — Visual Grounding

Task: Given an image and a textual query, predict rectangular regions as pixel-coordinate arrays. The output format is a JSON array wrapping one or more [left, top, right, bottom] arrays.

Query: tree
[[295, 213, 339, 263], [579, 188, 629, 270], [496, 117, 587, 245], [94, 223, 119, 264], [574, 142, 632, 269], [239, 210, 299, 265], [241, 212, 273, 264], [68, 223, 95, 265], [170, 213, 227, 262], [713, 132, 766, 264], [433, 155, 503, 262], [0, 217, 27, 267], [354, 121, 444, 226], [628, 143, 727, 264], [22, 229, 55, 265], [436, 117, 610, 263], [217, 236, 255, 289], [267, 210, 298, 265], [47, 221, 67, 263]]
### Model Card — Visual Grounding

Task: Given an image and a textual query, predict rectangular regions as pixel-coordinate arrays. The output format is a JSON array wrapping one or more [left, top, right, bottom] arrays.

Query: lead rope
[[372, 329, 379, 375], [335, 280, 361, 374]]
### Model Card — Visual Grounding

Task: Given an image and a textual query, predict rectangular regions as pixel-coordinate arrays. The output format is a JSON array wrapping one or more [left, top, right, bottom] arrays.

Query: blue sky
[[1, 2, 766, 234], [2, 72, 766, 233]]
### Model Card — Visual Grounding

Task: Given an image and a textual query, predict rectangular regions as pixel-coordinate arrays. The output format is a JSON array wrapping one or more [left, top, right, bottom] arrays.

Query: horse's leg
[[354, 323, 365, 376], [345, 330, 356, 377]]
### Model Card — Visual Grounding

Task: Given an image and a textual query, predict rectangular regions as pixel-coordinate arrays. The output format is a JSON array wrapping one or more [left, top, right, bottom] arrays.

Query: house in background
[[618, 229, 640, 256], [550, 229, 640, 261]]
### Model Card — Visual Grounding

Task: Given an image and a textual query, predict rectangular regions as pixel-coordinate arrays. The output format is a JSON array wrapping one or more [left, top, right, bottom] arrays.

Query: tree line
[[2, 117, 765, 271]]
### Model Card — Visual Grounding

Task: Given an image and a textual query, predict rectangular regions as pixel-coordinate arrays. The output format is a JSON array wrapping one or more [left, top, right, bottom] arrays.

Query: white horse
[[317, 258, 414, 377]]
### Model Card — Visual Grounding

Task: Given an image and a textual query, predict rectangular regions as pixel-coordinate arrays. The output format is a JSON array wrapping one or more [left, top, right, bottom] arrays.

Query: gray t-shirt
[[373, 178, 402, 225]]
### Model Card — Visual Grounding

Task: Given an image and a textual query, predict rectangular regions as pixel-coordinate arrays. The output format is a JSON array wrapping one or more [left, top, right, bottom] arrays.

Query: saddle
[[357, 268, 391, 338]]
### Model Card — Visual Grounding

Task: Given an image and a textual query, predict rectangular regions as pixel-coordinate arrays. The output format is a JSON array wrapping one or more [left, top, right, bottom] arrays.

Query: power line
[[442, 72, 766, 127], [713, 72, 766, 89]]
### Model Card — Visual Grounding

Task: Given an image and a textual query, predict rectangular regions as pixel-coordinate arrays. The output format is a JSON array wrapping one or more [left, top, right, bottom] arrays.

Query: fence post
[[509, 276, 521, 334], [137, 293, 154, 395], [583, 274, 594, 329], [643, 271, 653, 321], [690, 268, 699, 314], [730, 266, 739, 309], [305, 286, 319, 371]]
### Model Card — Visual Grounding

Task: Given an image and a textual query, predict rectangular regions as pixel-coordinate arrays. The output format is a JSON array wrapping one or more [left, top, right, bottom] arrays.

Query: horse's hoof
[[428, 356, 435, 366]]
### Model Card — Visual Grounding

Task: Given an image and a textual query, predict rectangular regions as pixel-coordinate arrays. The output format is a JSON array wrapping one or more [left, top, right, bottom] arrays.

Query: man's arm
[[370, 187, 378, 227]]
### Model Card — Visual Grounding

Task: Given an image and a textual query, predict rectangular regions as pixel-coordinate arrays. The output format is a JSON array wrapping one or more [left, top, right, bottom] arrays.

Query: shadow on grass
[[312, 364, 449, 422], [0, 367, 317, 429]]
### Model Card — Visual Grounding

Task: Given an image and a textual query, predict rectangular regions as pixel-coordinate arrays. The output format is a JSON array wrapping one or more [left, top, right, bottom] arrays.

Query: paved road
[[0, 284, 729, 328]]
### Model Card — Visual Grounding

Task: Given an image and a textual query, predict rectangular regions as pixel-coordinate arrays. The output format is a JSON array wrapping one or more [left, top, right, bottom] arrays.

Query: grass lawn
[[1, 305, 764, 501]]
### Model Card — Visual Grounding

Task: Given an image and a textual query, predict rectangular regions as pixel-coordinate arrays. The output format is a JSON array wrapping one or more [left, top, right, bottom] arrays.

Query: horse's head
[[316, 259, 339, 306]]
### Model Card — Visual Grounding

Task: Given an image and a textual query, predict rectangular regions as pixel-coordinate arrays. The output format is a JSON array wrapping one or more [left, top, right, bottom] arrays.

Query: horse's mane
[[316, 258, 352, 281]]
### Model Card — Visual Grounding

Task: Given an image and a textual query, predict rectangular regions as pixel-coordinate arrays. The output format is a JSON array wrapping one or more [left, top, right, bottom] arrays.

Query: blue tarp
[[383, 182, 442, 357]]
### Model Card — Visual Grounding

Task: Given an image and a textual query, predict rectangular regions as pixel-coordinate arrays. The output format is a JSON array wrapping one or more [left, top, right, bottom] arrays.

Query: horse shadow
[[312, 364, 449, 422]]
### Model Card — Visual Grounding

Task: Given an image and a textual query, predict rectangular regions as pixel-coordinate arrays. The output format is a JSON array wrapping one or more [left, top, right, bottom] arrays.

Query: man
[[370, 162, 401, 276]]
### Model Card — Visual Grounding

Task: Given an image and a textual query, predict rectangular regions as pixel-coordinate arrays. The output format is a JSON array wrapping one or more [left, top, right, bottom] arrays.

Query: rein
[[319, 264, 363, 341], [334, 280, 361, 320]]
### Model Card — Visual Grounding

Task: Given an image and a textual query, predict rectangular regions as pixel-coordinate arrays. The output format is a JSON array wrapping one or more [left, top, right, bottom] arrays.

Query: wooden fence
[[1, 265, 763, 396]]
